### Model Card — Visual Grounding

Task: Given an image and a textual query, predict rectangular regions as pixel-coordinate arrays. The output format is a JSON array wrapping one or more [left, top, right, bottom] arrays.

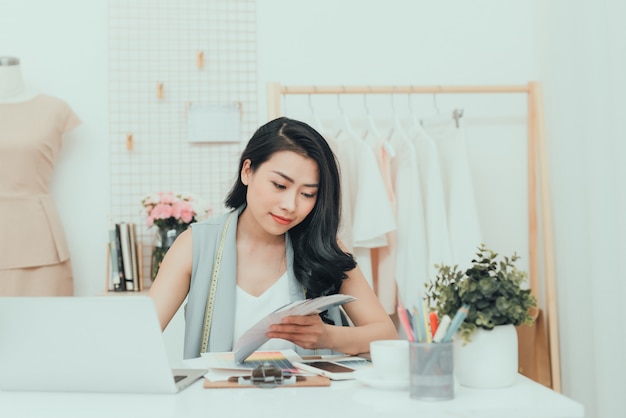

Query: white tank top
[[232, 271, 297, 352]]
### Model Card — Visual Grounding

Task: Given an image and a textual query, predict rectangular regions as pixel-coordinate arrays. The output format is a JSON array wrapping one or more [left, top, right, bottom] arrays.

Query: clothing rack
[[267, 82, 561, 393]]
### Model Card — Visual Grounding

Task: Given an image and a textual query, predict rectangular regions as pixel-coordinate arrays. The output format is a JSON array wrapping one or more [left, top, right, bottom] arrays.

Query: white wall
[[535, 1, 626, 417], [256, 0, 536, 94], [1, 1, 622, 416]]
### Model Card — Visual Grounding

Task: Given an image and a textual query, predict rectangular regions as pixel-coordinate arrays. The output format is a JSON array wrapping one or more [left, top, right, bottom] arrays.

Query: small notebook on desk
[[0, 296, 206, 394]]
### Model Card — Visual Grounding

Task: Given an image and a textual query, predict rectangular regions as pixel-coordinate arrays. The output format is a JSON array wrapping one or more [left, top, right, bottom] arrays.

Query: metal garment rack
[[267, 82, 561, 392]]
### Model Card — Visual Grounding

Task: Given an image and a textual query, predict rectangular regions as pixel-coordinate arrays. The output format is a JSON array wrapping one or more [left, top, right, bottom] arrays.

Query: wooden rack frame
[[267, 82, 561, 392]]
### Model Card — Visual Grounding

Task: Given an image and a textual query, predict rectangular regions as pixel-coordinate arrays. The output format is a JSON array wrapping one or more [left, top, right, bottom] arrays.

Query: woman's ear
[[240, 159, 252, 185]]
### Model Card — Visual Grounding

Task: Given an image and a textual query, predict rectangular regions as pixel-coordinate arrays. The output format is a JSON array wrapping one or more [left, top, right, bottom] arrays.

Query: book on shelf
[[113, 223, 127, 291], [232, 294, 356, 363], [127, 223, 140, 291], [107, 222, 142, 292], [108, 223, 123, 291]]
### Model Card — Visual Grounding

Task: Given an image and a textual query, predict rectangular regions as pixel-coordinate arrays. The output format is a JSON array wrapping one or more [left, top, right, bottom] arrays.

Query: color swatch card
[[202, 350, 301, 373]]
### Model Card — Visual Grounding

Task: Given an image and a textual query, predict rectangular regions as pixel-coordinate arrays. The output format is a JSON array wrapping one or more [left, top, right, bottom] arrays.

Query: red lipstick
[[271, 214, 292, 225]]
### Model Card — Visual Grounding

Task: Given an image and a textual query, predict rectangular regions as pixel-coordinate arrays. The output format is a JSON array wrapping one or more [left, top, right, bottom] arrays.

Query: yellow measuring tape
[[200, 211, 235, 353]]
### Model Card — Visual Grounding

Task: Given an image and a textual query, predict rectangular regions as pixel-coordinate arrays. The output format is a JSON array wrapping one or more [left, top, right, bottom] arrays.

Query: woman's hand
[[266, 314, 329, 349]]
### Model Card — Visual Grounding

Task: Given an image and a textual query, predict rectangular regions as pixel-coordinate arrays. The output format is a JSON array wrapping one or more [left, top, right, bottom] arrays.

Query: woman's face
[[241, 150, 319, 236]]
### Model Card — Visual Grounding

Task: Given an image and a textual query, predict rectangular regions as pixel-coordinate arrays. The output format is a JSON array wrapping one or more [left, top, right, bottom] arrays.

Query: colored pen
[[421, 299, 432, 343], [413, 295, 428, 343], [397, 303, 415, 342], [429, 312, 439, 338], [411, 305, 425, 343], [405, 307, 414, 331], [442, 304, 470, 343], [432, 314, 451, 343]]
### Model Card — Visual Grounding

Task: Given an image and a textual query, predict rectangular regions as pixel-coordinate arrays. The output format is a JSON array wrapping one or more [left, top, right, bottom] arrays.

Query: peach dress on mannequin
[[0, 58, 81, 296]]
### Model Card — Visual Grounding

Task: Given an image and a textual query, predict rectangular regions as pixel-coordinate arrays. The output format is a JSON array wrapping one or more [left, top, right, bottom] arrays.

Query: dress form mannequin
[[0, 57, 80, 296], [0, 56, 39, 103]]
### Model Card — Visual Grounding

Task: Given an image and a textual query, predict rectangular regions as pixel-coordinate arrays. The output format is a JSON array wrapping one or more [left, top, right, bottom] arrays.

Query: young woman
[[149, 117, 397, 359]]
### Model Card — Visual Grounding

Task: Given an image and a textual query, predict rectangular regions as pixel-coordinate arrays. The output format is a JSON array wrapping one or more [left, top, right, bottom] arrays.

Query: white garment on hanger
[[422, 117, 483, 270], [362, 125, 398, 313], [389, 130, 429, 307], [329, 133, 395, 288], [411, 126, 453, 282]]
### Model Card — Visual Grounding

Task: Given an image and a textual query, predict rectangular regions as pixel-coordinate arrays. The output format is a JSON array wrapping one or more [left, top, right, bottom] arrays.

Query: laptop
[[0, 296, 206, 394]]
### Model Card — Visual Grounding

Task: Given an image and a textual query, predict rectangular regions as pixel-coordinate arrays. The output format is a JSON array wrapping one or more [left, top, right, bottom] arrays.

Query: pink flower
[[141, 191, 211, 229], [171, 201, 192, 221], [159, 191, 175, 204]]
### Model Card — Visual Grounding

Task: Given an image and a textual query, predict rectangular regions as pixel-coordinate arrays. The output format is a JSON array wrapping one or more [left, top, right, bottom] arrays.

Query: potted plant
[[424, 244, 537, 388]]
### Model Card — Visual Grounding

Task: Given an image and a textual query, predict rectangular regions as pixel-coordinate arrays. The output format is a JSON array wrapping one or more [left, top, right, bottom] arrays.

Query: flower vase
[[150, 225, 187, 281]]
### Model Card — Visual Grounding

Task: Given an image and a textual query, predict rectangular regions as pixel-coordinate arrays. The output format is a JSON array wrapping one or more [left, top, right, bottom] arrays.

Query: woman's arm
[[267, 262, 398, 355], [148, 229, 194, 331], [331, 264, 399, 353]]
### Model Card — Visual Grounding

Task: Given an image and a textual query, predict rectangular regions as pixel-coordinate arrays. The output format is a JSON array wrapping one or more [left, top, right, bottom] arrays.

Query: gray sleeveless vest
[[183, 207, 343, 359]]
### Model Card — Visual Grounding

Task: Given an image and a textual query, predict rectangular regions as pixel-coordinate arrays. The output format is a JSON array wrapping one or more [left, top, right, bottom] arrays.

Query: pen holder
[[409, 342, 454, 401]]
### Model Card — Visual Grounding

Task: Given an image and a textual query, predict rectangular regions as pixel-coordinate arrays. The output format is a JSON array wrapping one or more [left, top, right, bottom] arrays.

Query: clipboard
[[203, 375, 331, 389]]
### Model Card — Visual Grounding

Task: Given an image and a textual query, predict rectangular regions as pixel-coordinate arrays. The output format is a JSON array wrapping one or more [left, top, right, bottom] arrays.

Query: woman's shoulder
[[190, 209, 237, 232]]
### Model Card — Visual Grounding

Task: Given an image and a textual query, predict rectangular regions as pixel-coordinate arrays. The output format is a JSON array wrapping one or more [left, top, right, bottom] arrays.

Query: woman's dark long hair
[[225, 117, 356, 300]]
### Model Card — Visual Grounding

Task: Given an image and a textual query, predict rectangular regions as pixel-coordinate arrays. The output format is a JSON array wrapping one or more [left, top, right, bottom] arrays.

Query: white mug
[[369, 339, 410, 380]]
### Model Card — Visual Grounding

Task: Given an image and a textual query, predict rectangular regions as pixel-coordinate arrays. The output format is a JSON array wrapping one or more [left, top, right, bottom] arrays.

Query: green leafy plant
[[425, 244, 537, 342]]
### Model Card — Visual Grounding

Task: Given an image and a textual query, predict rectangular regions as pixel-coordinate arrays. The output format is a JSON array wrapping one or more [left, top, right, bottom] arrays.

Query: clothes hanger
[[428, 92, 465, 128], [363, 94, 384, 140], [363, 94, 395, 157], [391, 93, 410, 143], [407, 92, 433, 143], [452, 108, 464, 129], [334, 93, 361, 141], [308, 94, 327, 136]]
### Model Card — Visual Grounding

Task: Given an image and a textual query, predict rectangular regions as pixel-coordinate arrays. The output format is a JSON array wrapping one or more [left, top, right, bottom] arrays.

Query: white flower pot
[[453, 324, 518, 388]]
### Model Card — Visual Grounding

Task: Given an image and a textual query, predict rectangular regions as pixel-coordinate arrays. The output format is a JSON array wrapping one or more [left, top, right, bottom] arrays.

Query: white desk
[[0, 373, 583, 418]]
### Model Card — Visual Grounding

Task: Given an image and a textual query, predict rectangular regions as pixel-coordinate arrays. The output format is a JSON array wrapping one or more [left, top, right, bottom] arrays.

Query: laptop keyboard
[[173, 375, 187, 383]]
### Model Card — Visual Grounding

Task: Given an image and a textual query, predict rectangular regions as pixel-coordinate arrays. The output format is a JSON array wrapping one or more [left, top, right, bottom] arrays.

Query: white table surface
[[0, 368, 584, 418]]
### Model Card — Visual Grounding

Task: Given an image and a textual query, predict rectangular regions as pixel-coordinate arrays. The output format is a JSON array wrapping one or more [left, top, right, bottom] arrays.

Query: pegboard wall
[[108, 0, 258, 287]]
